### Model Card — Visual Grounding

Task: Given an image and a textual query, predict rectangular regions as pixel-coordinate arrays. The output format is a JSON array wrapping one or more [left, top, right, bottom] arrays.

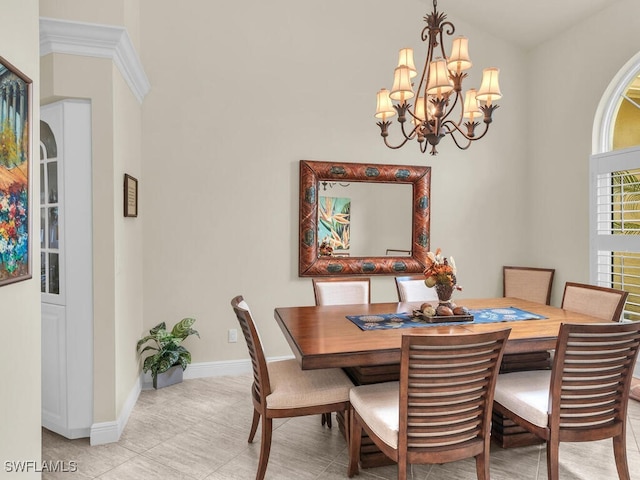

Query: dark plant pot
[[153, 365, 183, 389]]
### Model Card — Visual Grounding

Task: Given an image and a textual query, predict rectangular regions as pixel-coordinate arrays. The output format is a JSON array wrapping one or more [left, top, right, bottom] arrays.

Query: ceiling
[[426, 0, 621, 50]]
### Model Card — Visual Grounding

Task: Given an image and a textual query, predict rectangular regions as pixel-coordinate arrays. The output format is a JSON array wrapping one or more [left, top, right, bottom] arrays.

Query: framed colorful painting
[[0, 57, 32, 286]]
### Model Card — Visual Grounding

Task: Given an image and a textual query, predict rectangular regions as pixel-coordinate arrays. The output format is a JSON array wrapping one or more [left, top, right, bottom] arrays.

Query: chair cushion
[[350, 381, 400, 449], [494, 370, 551, 428], [266, 359, 353, 410], [315, 281, 369, 305]]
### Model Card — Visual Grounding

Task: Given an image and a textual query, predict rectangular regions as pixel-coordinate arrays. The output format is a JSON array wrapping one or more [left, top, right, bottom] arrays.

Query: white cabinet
[[40, 100, 93, 439]]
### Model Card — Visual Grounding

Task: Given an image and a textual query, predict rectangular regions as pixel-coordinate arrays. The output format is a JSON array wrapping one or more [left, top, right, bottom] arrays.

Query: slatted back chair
[[348, 329, 511, 480], [394, 275, 438, 302], [494, 322, 640, 480], [503, 266, 555, 305], [312, 277, 371, 306], [231, 295, 353, 480], [561, 282, 628, 322]]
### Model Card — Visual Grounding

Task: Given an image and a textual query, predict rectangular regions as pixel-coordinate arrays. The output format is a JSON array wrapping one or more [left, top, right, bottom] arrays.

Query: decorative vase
[[434, 283, 455, 306]]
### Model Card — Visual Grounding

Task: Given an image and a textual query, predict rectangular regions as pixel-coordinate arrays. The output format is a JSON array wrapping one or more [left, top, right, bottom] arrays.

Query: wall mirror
[[299, 160, 431, 276]]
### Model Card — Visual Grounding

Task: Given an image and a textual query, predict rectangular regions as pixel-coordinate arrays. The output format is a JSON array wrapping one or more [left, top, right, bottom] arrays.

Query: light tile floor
[[42, 374, 640, 480]]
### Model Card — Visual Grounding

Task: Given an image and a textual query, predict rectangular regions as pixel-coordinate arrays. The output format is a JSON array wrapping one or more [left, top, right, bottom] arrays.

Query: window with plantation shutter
[[590, 147, 640, 320]]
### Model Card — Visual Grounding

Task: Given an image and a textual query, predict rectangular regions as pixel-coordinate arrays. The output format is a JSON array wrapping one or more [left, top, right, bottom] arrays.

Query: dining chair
[[561, 281, 628, 322], [312, 277, 371, 306], [501, 266, 555, 373], [231, 295, 353, 480], [494, 322, 640, 480], [347, 329, 511, 480], [312, 276, 370, 427], [503, 266, 555, 305], [394, 275, 438, 302]]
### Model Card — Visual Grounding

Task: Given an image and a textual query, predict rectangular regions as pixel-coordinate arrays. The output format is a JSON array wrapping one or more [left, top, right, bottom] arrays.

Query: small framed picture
[[124, 174, 138, 217]]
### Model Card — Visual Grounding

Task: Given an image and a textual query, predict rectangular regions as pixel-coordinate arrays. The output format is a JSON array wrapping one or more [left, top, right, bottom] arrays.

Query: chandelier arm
[[440, 122, 472, 150], [383, 135, 413, 150], [400, 117, 419, 140], [442, 119, 492, 142], [406, 108, 421, 122], [415, 33, 435, 121], [436, 26, 446, 59], [441, 21, 455, 37], [472, 123, 491, 141], [453, 90, 467, 126], [447, 130, 473, 150], [439, 21, 455, 58], [405, 111, 427, 140], [416, 71, 428, 121]]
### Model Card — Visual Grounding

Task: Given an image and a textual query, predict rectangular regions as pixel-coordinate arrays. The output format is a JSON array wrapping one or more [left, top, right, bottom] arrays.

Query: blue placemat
[[469, 307, 546, 323], [346, 307, 546, 331]]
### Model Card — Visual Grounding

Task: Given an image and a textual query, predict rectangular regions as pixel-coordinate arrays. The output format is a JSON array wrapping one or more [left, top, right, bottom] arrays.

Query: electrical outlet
[[228, 328, 238, 343]]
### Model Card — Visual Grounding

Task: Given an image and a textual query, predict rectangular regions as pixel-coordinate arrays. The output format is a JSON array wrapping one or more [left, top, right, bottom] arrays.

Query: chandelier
[[375, 0, 502, 155]]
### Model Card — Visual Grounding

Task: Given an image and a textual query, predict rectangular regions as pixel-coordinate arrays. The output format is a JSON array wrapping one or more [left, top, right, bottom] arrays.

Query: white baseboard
[[89, 422, 119, 446], [90, 373, 142, 445]]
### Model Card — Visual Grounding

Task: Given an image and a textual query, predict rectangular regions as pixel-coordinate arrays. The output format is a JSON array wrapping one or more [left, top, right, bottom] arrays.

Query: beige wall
[[527, 0, 640, 305], [113, 70, 144, 417], [138, 0, 528, 363], [136, 0, 640, 367], [0, 1, 41, 478]]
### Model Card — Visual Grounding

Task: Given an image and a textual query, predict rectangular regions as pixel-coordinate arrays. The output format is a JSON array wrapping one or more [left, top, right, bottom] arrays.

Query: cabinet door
[[40, 100, 93, 439], [41, 304, 67, 431], [40, 114, 64, 304]]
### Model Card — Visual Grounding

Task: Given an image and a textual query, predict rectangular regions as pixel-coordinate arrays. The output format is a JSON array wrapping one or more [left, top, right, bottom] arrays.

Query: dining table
[[274, 296, 606, 370], [273, 296, 609, 465]]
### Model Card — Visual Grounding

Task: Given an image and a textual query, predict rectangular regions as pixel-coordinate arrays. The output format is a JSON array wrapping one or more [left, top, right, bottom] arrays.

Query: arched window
[[591, 52, 640, 321]]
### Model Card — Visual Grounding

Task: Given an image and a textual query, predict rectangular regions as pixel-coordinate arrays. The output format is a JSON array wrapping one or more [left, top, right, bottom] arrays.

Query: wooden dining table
[[274, 296, 605, 371], [274, 296, 609, 464]]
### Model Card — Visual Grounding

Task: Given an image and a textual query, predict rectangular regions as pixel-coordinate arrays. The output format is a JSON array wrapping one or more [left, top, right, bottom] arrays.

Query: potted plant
[[136, 317, 199, 389]]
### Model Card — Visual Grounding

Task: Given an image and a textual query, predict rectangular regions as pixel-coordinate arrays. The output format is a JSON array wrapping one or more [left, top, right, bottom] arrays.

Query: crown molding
[[39, 17, 150, 104]]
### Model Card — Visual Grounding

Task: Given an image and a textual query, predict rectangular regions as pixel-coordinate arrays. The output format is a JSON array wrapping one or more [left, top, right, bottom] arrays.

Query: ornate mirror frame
[[299, 160, 431, 277]]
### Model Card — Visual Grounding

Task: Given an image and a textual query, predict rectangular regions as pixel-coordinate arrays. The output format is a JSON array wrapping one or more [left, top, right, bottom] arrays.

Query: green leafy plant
[[136, 317, 199, 378]]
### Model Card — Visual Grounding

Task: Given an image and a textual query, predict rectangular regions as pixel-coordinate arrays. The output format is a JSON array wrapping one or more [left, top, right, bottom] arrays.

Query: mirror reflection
[[317, 182, 412, 258]]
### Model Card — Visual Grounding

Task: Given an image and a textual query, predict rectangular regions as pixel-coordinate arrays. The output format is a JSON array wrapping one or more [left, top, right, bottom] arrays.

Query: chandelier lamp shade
[[375, 0, 502, 155]]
